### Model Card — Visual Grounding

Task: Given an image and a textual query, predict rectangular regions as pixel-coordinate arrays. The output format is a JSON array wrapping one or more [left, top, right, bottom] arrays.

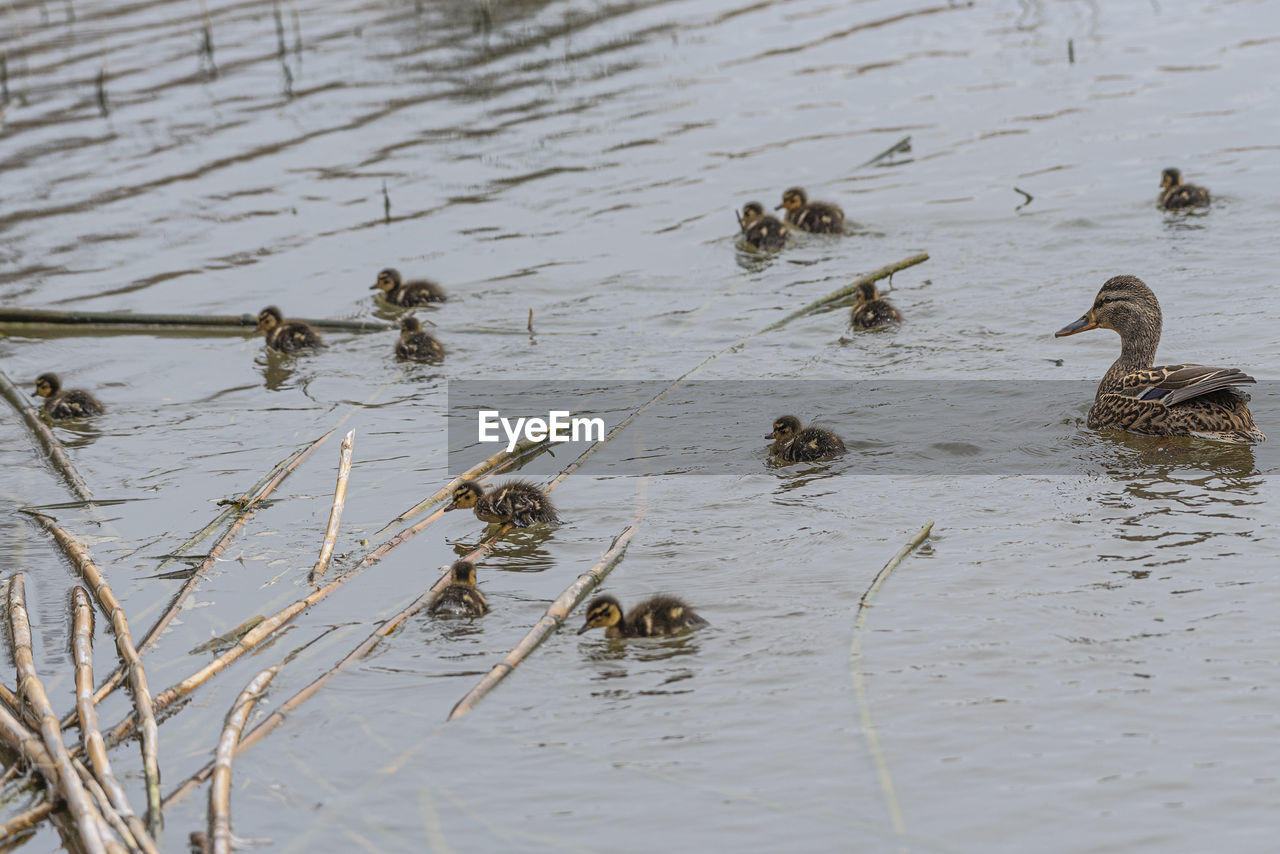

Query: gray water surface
[[2, 0, 1279, 852]]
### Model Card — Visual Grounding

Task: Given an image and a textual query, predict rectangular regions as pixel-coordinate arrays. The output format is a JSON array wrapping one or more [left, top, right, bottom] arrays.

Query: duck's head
[[740, 201, 767, 228], [776, 187, 808, 213], [256, 306, 283, 334], [33, 373, 61, 398], [401, 316, 423, 336], [1160, 168, 1182, 191], [854, 281, 879, 306], [766, 415, 802, 441], [372, 268, 402, 293], [577, 595, 624, 634], [444, 480, 485, 512], [450, 560, 478, 586], [1055, 275, 1161, 339]]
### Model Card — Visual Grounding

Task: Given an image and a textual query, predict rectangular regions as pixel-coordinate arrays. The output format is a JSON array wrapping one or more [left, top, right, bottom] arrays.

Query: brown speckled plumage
[[777, 187, 844, 234], [576, 594, 707, 639], [766, 415, 846, 462], [395, 317, 444, 361], [1159, 168, 1210, 210], [256, 306, 323, 353], [1055, 275, 1263, 443], [850, 281, 901, 329], [739, 201, 788, 250], [444, 479, 560, 528], [429, 561, 489, 618], [34, 373, 104, 420], [372, 268, 447, 305]]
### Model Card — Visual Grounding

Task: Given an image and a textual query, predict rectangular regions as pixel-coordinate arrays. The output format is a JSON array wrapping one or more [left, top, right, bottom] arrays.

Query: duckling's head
[[256, 306, 283, 333], [776, 187, 808, 213], [740, 201, 766, 228], [33, 373, 61, 398], [854, 281, 879, 305], [444, 480, 485, 512], [1160, 168, 1182, 191], [766, 415, 803, 441], [577, 595, 624, 634], [450, 560, 478, 586], [1055, 275, 1161, 340], [372, 268, 402, 293], [401, 316, 422, 335]]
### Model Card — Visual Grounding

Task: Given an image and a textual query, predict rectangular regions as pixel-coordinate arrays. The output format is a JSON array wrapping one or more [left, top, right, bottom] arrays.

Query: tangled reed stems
[[208, 667, 277, 854], [308, 430, 355, 585]]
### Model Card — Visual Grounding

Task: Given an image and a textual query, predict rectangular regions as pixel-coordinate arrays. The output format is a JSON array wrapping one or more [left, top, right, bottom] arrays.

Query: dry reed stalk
[[208, 667, 276, 854], [754, 253, 929, 336], [0, 307, 392, 333], [0, 799, 57, 840], [29, 518, 164, 835], [849, 520, 935, 843], [73, 763, 139, 854], [72, 431, 332, 720], [308, 430, 354, 585], [449, 525, 637, 721], [72, 587, 158, 854], [0, 367, 93, 502], [7, 575, 110, 854]]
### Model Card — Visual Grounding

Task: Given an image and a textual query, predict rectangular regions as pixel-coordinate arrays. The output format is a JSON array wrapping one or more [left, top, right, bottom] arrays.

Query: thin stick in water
[[272, 1, 286, 58], [208, 667, 276, 854], [382, 181, 391, 223], [309, 430, 354, 585], [0, 367, 93, 501], [449, 525, 637, 720], [0, 306, 392, 333], [849, 521, 935, 844], [0, 800, 57, 841], [8, 574, 110, 854], [95, 66, 108, 116], [1013, 187, 1033, 211]]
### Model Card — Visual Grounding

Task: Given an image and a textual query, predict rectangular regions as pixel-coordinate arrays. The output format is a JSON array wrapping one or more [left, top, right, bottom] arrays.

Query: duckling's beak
[[369, 283, 380, 290], [774, 202, 785, 210], [765, 431, 777, 439], [576, 622, 592, 635], [443, 502, 457, 513], [1055, 311, 1098, 337]]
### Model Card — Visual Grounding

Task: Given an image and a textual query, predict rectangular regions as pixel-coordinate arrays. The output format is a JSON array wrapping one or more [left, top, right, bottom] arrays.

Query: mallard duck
[[776, 187, 845, 234], [1159, 168, 1210, 210], [429, 560, 490, 618], [33, 373, 104, 419], [738, 201, 788, 250], [1055, 275, 1264, 443], [444, 479, 560, 527], [396, 317, 444, 361], [576, 594, 707, 638], [256, 306, 323, 353], [767, 415, 846, 462], [372, 268, 447, 305], [850, 281, 901, 329]]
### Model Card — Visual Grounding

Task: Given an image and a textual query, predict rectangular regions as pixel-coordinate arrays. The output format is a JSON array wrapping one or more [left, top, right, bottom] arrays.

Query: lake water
[[2, 0, 1278, 851]]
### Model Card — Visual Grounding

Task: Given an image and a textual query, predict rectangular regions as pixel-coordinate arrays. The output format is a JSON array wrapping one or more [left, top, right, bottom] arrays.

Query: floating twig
[[29, 517, 164, 835], [72, 587, 157, 854], [281, 60, 293, 99], [200, 23, 217, 78], [756, 253, 928, 336], [0, 800, 57, 841], [8, 574, 111, 854], [1013, 187, 1034, 211], [0, 367, 93, 502], [381, 181, 391, 224], [858, 135, 912, 169], [849, 521, 935, 843], [0, 307, 391, 333], [527, 308, 534, 334], [272, 1, 286, 58], [95, 66, 108, 116], [308, 430, 354, 586], [208, 667, 276, 854], [449, 525, 637, 720], [1068, 38, 1075, 63]]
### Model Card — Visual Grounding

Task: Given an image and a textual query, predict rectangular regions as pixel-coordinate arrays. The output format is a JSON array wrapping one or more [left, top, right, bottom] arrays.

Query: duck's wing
[[1113, 364, 1255, 407]]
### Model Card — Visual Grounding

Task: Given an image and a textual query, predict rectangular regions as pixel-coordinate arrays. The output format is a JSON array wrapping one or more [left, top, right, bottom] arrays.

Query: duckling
[[766, 415, 846, 462], [256, 306, 323, 353], [444, 479, 560, 528], [395, 317, 444, 361], [372, 268, 447, 305], [776, 187, 845, 234], [576, 594, 707, 639], [738, 201, 788, 250], [33, 373, 104, 419], [1159, 168, 1210, 210], [429, 560, 490, 618], [1055, 274, 1264, 443], [850, 281, 902, 329]]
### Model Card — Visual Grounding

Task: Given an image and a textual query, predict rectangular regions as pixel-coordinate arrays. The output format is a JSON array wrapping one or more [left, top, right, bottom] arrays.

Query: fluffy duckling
[[372, 268, 447, 305], [444, 479, 560, 528], [33, 373, 104, 419], [1159, 168, 1210, 210], [850, 281, 902, 329], [396, 317, 444, 361], [1055, 274, 1263, 443], [738, 201, 788, 250], [767, 415, 846, 462], [429, 560, 490, 618], [577, 594, 707, 639], [776, 187, 845, 234], [256, 306, 323, 353]]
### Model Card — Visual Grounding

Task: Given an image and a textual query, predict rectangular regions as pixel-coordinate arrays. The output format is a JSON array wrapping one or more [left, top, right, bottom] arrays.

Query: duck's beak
[[765, 431, 777, 439], [576, 622, 593, 635], [369, 283, 380, 290], [1055, 311, 1098, 337], [774, 202, 785, 210], [443, 502, 457, 513]]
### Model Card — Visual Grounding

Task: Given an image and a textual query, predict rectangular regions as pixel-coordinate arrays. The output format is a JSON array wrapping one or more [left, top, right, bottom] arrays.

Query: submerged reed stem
[[0, 367, 93, 502], [208, 667, 276, 854], [308, 430, 354, 585]]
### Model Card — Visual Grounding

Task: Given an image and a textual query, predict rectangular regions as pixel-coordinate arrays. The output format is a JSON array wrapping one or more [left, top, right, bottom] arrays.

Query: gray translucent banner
[[446, 381, 1278, 476]]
